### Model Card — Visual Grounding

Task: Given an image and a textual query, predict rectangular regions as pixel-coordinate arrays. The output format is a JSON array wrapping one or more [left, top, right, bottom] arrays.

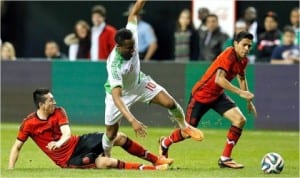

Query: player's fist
[[239, 90, 254, 100]]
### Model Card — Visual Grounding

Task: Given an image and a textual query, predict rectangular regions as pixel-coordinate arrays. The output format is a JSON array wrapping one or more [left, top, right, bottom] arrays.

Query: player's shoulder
[[109, 50, 124, 66], [219, 47, 237, 61], [23, 111, 37, 122], [55, 107, 67, 114], [222, 47, 235, 56]]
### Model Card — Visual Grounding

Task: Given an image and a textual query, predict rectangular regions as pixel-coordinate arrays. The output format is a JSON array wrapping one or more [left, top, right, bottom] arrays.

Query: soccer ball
[[261, 152, 284, 174]]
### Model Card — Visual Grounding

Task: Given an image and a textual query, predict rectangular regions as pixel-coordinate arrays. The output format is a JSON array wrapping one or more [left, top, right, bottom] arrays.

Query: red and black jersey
[[17, 107, 79, 168], [192, 47, 248, 104]]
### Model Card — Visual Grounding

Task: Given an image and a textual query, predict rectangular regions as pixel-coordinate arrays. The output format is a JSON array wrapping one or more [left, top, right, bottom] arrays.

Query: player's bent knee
[[106, 127, 119, 140], [161, 98, 175, 109], [114, 132, 127, 146], [233, 117, 246, 127]]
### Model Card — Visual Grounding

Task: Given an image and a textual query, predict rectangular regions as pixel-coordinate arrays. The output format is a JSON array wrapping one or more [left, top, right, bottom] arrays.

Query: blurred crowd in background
[[1, 1, 299, 64]]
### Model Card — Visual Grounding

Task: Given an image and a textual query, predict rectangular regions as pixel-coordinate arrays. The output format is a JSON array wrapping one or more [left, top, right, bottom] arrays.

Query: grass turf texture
[[1, 123, 299, 178]]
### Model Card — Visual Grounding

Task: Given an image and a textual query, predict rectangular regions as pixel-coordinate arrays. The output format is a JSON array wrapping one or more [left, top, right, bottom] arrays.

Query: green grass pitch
[[1, 123, 299, 177]]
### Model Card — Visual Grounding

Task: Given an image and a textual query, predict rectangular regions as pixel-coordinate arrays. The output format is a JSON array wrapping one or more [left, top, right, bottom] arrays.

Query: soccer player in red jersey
[[159, 31, 257, 169], [8, 88, 172, 170]]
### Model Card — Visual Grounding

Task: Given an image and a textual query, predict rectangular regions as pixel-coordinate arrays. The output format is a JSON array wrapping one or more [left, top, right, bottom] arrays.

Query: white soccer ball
[[261, 152, 284, 174]]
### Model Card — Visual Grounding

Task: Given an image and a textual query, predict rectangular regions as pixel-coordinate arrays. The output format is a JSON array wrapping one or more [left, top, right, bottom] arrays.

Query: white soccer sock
[[221, 156, 230, 161], [168, 102, 186, 129], [102, 133, 114, 157]]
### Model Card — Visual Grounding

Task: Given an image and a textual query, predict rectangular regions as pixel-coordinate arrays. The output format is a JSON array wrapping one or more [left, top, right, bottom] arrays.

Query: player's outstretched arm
[[111, 87, 147, 137], [237, 74, 257, 118], [8, 140, 24, 169], [128, 0, 146, 24]]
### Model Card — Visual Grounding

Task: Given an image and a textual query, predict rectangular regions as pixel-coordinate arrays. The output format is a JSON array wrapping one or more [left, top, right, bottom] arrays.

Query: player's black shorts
[[67, 132, 104, 168], [185, 93, 236, 127]]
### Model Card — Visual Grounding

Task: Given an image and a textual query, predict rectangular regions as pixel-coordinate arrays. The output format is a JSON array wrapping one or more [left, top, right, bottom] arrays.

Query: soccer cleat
[[182, 125, 204, 141], [155, 163, 169, 170], [158, 136, 169, 158], [218, 158, 244, 169], [155, 155, 174, 166]]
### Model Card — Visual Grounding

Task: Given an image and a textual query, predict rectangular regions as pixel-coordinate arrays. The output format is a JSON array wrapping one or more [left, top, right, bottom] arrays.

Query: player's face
[[41, 93, 56, 115], [118, 39, 135, 60], [234, 38, 252, 59]]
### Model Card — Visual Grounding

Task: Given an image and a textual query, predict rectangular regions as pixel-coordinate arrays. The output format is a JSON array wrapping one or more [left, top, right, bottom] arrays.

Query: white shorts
[[105, 75, 166, 125]]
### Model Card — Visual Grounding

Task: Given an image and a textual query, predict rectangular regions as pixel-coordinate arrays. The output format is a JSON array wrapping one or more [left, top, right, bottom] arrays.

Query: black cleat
[[158, 136, 169, 158]]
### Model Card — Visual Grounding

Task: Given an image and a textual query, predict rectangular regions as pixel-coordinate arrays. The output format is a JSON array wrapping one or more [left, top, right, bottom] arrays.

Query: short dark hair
[[115, 28, 133, 46], [33, 88, 50, 108], [283, 25, 295, 35], [91, 5, 106, 17], [234, 31, 253, 43]]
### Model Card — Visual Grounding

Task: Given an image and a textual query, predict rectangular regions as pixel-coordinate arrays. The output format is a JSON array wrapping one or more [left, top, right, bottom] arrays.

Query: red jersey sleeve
[[56, 107, 69, 126], [17, 120, 31, 142]]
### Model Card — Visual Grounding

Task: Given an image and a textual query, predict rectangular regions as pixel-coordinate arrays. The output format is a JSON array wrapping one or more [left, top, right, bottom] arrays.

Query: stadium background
[[2, 61, 299, 131], [1, 1, 298, 59]]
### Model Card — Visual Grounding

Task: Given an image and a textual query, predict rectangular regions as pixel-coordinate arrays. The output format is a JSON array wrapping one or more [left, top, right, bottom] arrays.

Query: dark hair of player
[[33, 88, 50, 108], [234, 31, 253, 43], [115, 28, 133, 46]]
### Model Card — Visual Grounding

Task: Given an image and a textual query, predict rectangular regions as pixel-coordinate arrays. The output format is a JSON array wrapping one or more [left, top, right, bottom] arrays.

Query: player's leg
[[102, 93, 124, 157], [113, 132, 174, 165], [152, 91, 204, 141], [159, 96, 209, 157], [139, 76, 203, 141], [150, 90, 186, 128], [67, 133, 105, 168], [212, 94, 245, 169], [102, 123, 119, 157], [95, 156, 169, 170]]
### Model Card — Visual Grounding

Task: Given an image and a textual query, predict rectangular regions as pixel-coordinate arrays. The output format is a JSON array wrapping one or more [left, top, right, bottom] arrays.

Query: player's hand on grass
[[247, 101, 257, 118], [239, 90, 254, 100], [131, 119, 148, 137]]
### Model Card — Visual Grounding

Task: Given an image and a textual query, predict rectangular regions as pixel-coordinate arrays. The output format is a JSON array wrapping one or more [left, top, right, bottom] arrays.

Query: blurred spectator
[[173, 9, 199, 62], [256, 11, 281, 62], [64, 20, 91, 61], [222, 20, 257, 63], [199, 14, 229, 61], [1, 41, 16, 61], [242, 6, 264, 42], [197, 7, 210, 33], [123, 4, 158, 61], [271, 26, 299, 64], [44, 41, 67, 60], [289, 7, 300, 45], [90, 5, 116, 61]]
